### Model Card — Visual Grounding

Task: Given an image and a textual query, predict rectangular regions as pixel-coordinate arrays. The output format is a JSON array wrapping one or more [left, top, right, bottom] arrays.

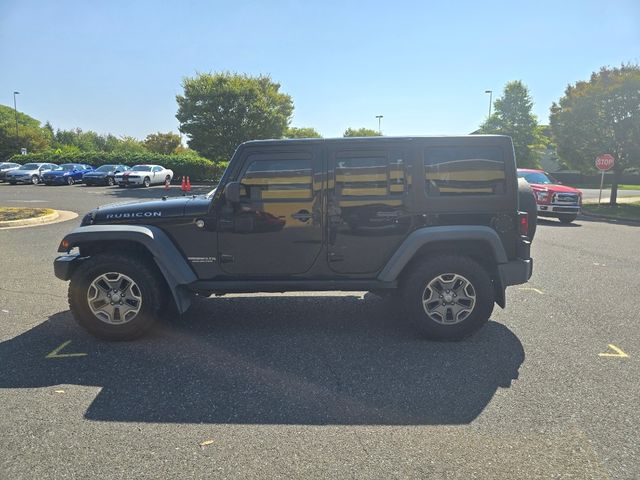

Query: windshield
[[131, 165, 152, 172], [95, 165, 116, 172], [53, 164, 78, 171], [19, 163, 40, 170], [518, 171, 557, 185]]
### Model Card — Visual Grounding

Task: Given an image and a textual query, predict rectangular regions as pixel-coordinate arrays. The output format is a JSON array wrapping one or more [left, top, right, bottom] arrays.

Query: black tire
[[518, 178, 537, 241], [143, 176, 151, 187], [9, 181, 16, 185], [68, 253, 166, 341], [31, 175, 39, 185], [67, 176, 74, 185], [106, 176, 115, 186], [401, 255, 494, 341], [558, 214, 577, 224], [118, 183, 125, 188]]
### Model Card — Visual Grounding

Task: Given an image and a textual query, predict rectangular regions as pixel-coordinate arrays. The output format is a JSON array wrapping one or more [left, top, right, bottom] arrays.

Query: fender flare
[[58, 225, 197, 312], [377, 225, 508, 284]]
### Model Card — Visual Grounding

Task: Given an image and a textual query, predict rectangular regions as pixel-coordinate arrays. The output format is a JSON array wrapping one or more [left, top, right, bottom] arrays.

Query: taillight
[[518, 211, 529, 236]]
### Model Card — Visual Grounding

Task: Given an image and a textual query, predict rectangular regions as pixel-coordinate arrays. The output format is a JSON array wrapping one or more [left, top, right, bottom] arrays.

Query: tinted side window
[[424, 146, 505, 196], [335, 156, 405, 198], [240, 158, 312, 200]]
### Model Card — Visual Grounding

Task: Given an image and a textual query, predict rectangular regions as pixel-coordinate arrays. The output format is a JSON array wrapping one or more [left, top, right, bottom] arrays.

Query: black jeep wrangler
[[54, 136, 533, 341]]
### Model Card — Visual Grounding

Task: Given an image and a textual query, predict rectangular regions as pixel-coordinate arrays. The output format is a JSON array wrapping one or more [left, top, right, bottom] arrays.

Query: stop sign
[[596, 154, 615, 171]]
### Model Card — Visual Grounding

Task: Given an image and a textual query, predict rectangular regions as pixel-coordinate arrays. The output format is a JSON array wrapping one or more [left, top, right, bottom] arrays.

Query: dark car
[[54, 136, 533, 342], [83, 164, 130, 186], [0, 162, 22, 182], [42, 163, 93, 185]]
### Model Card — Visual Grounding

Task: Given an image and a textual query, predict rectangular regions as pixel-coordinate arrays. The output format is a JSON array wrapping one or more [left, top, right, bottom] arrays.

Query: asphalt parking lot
[[1, 182, 639, 479]]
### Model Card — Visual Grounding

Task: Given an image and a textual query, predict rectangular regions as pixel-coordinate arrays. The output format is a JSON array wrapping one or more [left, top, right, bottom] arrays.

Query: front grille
[[553, 193, 579, 205]]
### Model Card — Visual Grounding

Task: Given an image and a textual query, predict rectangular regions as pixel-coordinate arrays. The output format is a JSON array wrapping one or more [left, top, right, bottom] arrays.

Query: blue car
[[42, 163, 94, 185]]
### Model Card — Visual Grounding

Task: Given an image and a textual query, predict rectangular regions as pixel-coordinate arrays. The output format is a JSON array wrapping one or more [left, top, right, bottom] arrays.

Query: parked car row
[[0, 162, 173, 187]]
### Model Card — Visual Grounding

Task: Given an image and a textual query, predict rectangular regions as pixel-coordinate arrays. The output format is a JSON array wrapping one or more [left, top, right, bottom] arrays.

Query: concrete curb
[[0, 210, 78, 229], [580, 212, 640, 225], [0, 210, 59, 228]]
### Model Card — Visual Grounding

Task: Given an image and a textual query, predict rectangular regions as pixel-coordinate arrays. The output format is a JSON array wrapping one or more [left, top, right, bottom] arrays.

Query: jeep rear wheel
[[401, 255, 494, 340], [68, 253, 165, 340]]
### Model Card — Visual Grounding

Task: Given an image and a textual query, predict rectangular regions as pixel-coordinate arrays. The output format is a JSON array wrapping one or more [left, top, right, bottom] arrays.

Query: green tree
[[176, 72, 294, 160], [550, 65, 640, 204], [144, 131, 182, 154], [343, 127, 381, 137], [478, 81, 541, 168], [284, 126, 322, 138], [0, 105, 51, 159]]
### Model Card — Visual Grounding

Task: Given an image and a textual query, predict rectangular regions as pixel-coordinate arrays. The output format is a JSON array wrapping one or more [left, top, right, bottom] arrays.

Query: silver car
[[0, 162, 22, 182], [6, 162, 58, 185]]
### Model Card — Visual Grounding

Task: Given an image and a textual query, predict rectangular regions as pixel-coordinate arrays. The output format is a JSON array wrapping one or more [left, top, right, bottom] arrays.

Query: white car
[[114, 164, 174, 187], [6, 162, 58, 185]]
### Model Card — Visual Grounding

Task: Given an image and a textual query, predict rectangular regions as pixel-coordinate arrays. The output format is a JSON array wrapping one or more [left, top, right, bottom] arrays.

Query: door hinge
[[220, 254, 234, 264], [328, 252, 344, 262]]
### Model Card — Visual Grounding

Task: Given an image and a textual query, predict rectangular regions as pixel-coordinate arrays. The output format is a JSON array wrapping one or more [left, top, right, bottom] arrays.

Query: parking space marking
[[518, 287, 545, 295], [598, 344, 629, 358], [45, 340, 88, 359]]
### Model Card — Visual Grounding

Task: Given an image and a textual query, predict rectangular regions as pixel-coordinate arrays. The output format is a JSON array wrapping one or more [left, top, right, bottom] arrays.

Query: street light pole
[[375, 115, 383, 134], [13, 91, 20, 151], [484, 90, 493, 118]]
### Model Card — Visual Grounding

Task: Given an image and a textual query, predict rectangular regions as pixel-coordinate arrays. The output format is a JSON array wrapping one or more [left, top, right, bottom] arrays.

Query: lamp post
[[375, 115, 383, 134], [13, 91, 20, 151], [484, 90, 492, 118]]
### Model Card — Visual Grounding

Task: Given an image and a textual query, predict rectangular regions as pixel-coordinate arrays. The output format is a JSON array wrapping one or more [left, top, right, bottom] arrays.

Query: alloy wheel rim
[[87, 272, 143, 325], [421, 273, 476, 325]]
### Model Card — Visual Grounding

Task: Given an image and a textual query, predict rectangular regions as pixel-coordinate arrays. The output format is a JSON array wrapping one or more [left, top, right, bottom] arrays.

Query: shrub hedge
[[10, 151, 227, 182]]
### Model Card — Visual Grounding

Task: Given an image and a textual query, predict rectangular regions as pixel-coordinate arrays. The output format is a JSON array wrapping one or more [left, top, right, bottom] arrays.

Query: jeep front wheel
[[401, 255, 494, 340], [68, 253, 165, 340]]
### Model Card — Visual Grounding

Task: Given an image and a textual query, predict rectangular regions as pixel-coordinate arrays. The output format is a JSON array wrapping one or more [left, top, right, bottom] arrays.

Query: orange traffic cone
[[181, 176, 187, 195], [186, 176, 191, 192]]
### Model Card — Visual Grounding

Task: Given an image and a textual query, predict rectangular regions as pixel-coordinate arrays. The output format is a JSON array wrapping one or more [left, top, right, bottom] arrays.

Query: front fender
[[56, 225, 197, 313]]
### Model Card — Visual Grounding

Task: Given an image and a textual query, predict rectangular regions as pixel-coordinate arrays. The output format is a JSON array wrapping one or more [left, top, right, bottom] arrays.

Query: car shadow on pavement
[[0, 294, 524, 425], [537, 218, 581, 228]]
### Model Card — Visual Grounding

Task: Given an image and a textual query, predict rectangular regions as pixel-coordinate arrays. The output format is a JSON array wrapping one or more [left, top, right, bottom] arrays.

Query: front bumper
[[7, 176, 33, 183], [42, 176, 68, 184], [116, 177, 144, 185], [54, 254, 86, 281], [538, 204, 581, 214]]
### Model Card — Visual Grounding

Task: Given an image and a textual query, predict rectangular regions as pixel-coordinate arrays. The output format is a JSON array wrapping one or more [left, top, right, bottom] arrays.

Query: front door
[[217, 147, 323, 276]]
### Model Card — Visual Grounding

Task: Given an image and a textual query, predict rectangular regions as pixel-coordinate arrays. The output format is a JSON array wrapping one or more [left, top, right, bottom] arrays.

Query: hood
[[90, 195, 211, 224], [84, 170, 112, 177], [528, 183, 582, 194], [8, 168, 38, 176], [43, 170, 72, 176]]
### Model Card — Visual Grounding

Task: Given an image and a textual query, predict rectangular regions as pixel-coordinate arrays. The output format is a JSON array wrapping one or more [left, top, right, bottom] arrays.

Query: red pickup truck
[[517, 169, 582, 224]]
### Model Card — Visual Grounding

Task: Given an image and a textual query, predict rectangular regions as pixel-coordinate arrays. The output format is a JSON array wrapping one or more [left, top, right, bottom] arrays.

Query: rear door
[[217, 145, 324, 275], [327, 145, 412, 274]]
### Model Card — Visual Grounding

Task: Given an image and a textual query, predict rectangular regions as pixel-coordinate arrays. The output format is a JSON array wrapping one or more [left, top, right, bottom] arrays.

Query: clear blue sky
[[1, 0, 638, 140]]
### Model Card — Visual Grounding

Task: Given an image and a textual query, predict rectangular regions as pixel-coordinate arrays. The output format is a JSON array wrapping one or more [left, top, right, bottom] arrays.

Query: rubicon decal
[[105, 211, 162, 219]]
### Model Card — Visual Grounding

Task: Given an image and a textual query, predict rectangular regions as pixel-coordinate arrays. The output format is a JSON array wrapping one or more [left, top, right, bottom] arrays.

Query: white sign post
[[595, 154, 615, 204]]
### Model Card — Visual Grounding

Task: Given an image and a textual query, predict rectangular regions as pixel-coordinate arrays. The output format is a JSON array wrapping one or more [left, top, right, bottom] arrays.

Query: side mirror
[[224, 181, 243, 203]]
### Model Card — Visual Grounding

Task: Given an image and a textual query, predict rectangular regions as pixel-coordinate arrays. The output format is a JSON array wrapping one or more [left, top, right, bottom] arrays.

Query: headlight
[[536, 191, 549, 202]]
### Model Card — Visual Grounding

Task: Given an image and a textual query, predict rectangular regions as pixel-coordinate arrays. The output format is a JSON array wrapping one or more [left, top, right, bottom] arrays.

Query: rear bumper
[[498, 258, 533, 286], [54, 255, 86, 281]]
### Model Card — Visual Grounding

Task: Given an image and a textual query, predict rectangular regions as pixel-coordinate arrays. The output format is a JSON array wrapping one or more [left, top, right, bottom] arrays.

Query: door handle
[[291, 210, 312, 222]]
